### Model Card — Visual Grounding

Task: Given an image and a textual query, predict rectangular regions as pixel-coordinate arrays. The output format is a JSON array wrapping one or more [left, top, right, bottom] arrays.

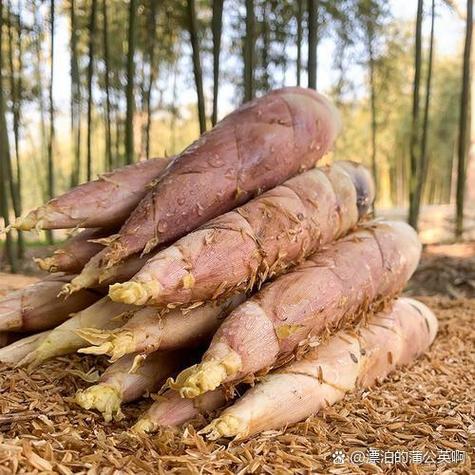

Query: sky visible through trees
[[45, 0, 463, 117]]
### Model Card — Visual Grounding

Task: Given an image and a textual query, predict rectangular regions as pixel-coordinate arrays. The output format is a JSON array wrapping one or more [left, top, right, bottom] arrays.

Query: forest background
[[0, 0, 473, 271]]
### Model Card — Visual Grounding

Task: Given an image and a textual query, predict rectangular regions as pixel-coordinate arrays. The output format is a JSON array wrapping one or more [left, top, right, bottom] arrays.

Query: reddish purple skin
[[102, 87, 340, 265], [29, 158, 170, 229], [40, 228, 113, 273], [130, 161, 372, 307], [0, 274, 103, 332], [205, 223, 420, 380]]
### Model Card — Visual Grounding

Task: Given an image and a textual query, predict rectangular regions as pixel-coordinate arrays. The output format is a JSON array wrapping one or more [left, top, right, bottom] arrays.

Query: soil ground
[[0, 243, 473, 474]]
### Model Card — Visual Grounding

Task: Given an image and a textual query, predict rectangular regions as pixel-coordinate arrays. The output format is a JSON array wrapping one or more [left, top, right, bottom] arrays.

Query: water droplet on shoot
[[157, 221, 168, 233], [208, 154, 224, 168]]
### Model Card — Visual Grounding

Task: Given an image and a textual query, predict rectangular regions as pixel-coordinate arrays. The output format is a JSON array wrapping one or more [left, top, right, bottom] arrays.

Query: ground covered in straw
[[0, 245, 473, 474]]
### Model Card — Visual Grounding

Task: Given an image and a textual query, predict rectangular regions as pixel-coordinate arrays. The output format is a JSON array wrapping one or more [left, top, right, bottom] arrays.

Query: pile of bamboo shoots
[[0, 87, 437, 440]]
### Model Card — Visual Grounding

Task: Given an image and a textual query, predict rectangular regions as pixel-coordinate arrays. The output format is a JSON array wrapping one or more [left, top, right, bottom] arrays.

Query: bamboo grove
[[0, 0, 473, 272]]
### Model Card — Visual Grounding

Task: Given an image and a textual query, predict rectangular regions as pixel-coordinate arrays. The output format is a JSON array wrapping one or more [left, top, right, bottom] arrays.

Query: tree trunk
[[70, 0, 81, 187], [86, 0, 97, 181], [144, 0, 158, 158], [139, 56, 147, 158], [102, 0, 112, 169], [48, 0, 55, 199], [125, 0, 137, 163], [115, 83, 124, 166], [296, 0, 303, 86], [468, 43, 475, 206], [333, 44, 346, 107], [0, 97, 17, 272], [212, 0, 224, 126], [7, 0, 24, 257], [0, 0, 17, 271], [413, 0, 436, 227], [187, 0, 207, 133], [408, 0, 423, 228], [261, 0, 270, 91], [170, 48, 180, 152], [307, 0, 319, 89], [281, 41, 288, 87], [456, 0, 473, 238], [367, 26, 378, 200], [243, 0, 255, 101], [46, 0, 55, 244], [115, 105, 122, 165], [33, 1, 48, 202], [16, 0, 24, 258]]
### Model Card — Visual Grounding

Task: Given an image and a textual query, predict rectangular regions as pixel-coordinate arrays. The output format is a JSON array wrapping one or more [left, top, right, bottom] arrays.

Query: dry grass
[[0, 295, 472, 474], [0, 248, 473, 473]]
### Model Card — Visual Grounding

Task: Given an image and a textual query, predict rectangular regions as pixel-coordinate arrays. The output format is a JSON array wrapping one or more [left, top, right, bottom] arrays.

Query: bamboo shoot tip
[[131, 418, 157, 435], [169, 356, 240, 399], [12, 213, 39, 231], [58, 283, 76, 298], [75, 384, 123, 422], [109, 281, 158, 305], [34, 257, 57, 272], [77, 329, 136, 361], [202, 415, 247, 440]]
